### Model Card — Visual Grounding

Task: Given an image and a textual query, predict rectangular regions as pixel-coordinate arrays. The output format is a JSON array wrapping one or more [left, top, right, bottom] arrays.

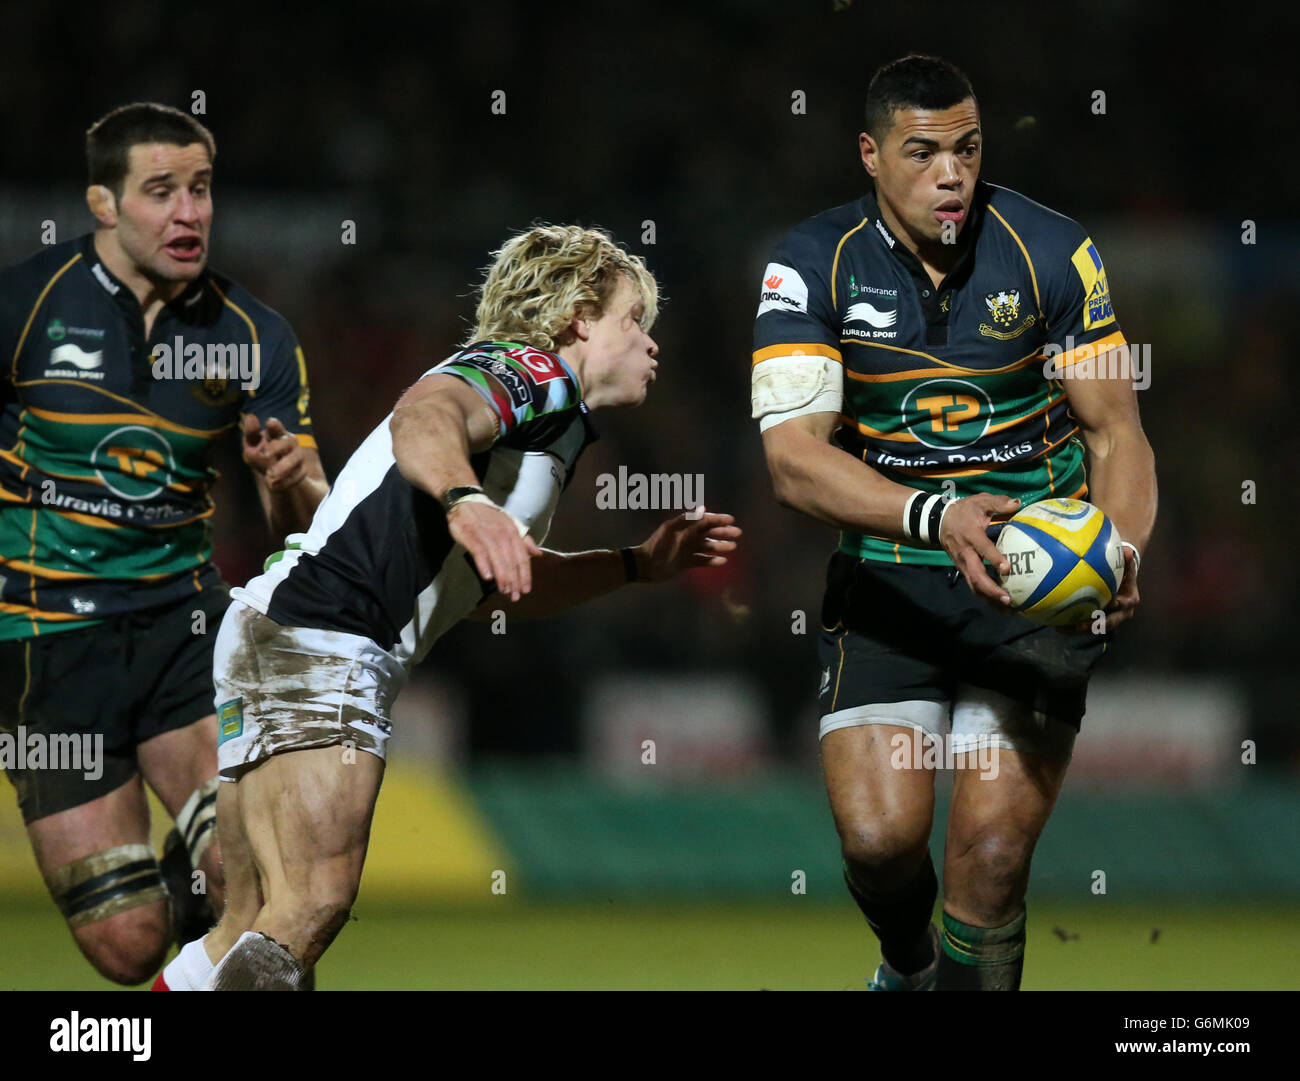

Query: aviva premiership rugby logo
[[979, 289, 1036, 341], [1070, 238, 1116, 332]]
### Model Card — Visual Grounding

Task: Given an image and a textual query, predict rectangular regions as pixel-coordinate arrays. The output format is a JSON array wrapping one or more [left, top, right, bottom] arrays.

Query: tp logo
[[901, 379, 992, 449]]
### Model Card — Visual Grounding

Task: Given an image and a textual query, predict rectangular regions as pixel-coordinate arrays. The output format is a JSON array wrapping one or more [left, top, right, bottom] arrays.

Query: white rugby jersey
[[231, 341, 595, 669]]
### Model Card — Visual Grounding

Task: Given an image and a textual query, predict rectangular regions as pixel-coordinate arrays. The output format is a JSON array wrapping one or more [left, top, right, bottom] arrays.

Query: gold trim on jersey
[[840, 338, 1043, 378], [50, 510, 125, 530], [0, 601, 85, 622], [837, 390, 1066, 445], [751, 342, 843, 366], [294, 346, 313, 427], [9, 253, 83, 382], [0, 447, 200, 496], [209, 281, 261, 395], [0, 554, 181, 581], [830, 218, 870, 310], [1055, 331, 1126, 368], [985, 206, 1042, 320], [21, 402, 234, 440]]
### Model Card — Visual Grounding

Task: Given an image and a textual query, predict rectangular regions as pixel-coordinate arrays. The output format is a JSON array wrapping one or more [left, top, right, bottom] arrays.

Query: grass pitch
[[3, 899, 1296, 991]]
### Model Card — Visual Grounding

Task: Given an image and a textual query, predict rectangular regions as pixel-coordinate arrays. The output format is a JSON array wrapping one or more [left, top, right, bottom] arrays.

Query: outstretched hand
[[635, 509, 741, 583], [447, 499, 543, 602]]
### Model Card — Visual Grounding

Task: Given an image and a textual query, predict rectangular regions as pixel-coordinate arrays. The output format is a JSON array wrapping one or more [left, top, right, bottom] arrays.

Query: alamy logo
[[845, 302, 897, 329], [595, 466, 704, 513], [152, 337, 260, 391], [49, 1012, 150, 1061], [0, 726, 103, 780]]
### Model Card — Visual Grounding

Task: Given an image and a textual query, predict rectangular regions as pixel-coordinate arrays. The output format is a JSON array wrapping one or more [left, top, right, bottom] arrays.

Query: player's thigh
[[0, 630, 140, 825], [945, 684, 1073, 875], [138, 714, 219, 818], [816, 556, 955, 862], [133, 583, 230, 817], [236, 745, 384, 906], [213, 602, 400, 897]]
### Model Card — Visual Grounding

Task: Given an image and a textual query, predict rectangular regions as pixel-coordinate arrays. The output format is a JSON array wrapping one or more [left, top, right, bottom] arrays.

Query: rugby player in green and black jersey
[[754, 56, 1156, 990], [0, 103, 327, 984]]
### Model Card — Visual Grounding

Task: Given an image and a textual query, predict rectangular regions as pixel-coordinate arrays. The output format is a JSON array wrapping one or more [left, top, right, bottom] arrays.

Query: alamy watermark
[[890, 729, 1000, 780], [596, 466, 704, 516], [151, 336, 260, 391], [1042, 337, 1151, 390], [0, 726, 103, 780]]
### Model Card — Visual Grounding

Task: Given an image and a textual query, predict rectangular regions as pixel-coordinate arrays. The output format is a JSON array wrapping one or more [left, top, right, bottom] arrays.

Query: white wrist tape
[[447, 492, 530, 536], [903, 491, 951, 546], [752, 355, 842, 431], [1119, 540, 1141, 575]]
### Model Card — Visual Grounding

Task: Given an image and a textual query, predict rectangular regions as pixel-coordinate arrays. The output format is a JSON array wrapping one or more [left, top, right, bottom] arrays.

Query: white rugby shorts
[[213, 601, 406, 781], [819, 684, 1077, 761]]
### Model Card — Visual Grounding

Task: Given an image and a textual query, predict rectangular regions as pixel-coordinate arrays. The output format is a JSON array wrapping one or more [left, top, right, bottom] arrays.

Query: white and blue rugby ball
[[995, 498, 1125, 626]]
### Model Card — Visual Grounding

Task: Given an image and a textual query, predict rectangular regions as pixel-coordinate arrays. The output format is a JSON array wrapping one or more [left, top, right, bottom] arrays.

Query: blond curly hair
[[468, 224, 659, 350]]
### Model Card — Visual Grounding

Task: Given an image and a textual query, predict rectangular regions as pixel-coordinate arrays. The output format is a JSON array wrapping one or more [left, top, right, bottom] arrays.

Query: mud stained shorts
[[815, 553, 1107, 759], [212, 601, 407, 782]]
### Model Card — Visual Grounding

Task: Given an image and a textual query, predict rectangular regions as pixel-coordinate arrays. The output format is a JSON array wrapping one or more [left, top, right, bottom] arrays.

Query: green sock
[[935, 908, 1026, 991]]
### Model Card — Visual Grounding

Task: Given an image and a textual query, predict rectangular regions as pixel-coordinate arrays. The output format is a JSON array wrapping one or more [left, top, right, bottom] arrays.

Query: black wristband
[[441, 485, 484, 512], [620, 547, 639, 583]]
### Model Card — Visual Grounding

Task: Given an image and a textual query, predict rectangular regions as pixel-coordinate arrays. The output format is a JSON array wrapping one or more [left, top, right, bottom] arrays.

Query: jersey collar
[[860, 181, 987, 291], [79, 233, 211, 320]]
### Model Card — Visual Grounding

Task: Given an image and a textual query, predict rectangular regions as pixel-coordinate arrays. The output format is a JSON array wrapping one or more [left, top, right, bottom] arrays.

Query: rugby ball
[[995, 498, 1125, 626]]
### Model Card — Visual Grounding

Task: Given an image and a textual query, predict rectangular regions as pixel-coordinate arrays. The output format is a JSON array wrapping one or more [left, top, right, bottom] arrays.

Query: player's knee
[[73, 903, 170, 985], [269, 879, 356, 957], [838, 818, 930, 880], [45, 842, 171, 984], [949, 829, 1034, 891]]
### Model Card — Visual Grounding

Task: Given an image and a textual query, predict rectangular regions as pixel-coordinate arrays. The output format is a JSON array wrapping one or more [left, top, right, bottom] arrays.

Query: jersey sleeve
[[751, 226, 843, 365], [1040, 224, 1126, 371], [432, 345, 582, 440], [244, 327, 316, 448]]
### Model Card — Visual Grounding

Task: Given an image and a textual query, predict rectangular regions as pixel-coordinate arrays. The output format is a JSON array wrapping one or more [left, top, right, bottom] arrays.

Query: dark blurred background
[[2, 2, 1298, 953], [2, 4, 1300, 992], [1, 0, 1295, 760]]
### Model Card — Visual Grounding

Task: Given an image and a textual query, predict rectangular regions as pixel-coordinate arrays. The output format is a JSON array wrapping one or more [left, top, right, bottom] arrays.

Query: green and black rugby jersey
[[0, 233, 316, 640], [753, 179, 1125, 565]]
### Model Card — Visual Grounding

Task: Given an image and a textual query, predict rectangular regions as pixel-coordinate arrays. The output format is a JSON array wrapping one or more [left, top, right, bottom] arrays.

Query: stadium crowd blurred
[[1, 1, 1295, 766]]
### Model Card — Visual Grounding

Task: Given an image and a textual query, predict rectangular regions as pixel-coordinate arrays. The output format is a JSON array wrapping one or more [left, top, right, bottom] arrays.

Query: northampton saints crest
[[984, 289, 1021, 327], [978, 288, 1035, 341]]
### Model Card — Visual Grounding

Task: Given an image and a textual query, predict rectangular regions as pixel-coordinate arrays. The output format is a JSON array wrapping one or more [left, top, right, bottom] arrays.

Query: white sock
[[205, 930, 261, 989], [161, 935, 216, 991], [207, 930, 304, 990]]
